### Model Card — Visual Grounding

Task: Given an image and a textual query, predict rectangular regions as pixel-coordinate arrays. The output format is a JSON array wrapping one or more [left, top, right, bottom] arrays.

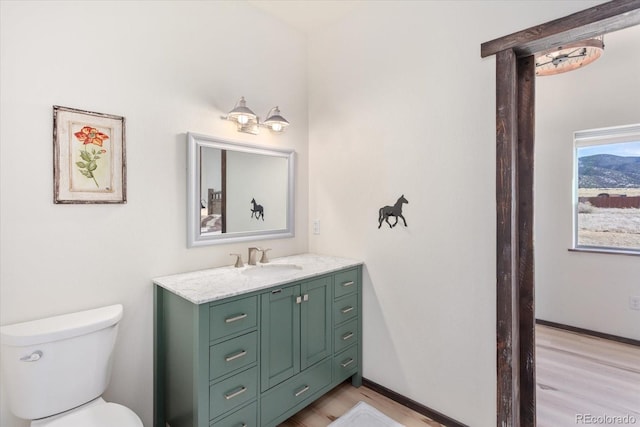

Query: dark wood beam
[[481, 0, 640, 58]]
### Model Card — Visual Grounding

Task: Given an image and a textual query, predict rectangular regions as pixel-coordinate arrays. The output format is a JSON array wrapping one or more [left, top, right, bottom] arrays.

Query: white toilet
[[0, 304, 143, 427]]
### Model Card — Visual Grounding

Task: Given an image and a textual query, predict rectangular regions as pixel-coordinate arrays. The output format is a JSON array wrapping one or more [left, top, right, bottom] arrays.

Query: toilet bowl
[[0, 304, 143, 427]]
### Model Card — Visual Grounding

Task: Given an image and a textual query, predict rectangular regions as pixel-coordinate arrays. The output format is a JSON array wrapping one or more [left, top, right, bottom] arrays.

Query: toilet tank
[[0, 304, 123, 420]]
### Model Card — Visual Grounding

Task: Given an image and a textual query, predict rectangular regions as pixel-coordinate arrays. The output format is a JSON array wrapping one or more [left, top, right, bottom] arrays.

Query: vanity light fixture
[[221, 97, 290, 135], [222, 96, 259, 134], [262, 106, 289, 133], [535, 35, 604, 76]]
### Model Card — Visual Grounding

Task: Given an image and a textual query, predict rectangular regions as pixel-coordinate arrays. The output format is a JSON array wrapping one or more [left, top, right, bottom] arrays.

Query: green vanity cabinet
[[154, 263, 362, 427]]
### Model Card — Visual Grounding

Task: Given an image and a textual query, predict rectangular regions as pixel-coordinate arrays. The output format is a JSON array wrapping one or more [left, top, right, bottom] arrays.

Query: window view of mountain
[[578, 154, 640, 188]]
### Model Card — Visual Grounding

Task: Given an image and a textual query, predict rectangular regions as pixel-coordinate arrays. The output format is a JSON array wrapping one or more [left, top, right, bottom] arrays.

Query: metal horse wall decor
[[250, 198, 264, 220], [378, 195, 409, 229]]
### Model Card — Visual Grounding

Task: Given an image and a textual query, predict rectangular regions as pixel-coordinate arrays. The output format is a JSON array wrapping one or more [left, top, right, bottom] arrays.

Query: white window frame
[[572, 123, 640, 255]]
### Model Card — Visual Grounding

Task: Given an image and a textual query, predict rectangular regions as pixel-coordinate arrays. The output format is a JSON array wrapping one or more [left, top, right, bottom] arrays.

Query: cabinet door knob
[[296, 296, 302, 304], [294, 385, 310, 397], [303, 294, 309, 301]]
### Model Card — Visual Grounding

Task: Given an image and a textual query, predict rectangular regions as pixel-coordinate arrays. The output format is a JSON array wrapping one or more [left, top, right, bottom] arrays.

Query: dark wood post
[[495, 48, 519, 427], [516, 55, 536, 427]]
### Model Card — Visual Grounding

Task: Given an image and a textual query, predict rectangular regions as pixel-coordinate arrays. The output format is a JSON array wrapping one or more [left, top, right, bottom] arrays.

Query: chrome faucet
[[248, 247, 262, 265]]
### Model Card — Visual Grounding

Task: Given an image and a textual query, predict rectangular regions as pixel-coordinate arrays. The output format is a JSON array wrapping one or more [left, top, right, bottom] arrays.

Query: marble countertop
[[153, 253, 363, 304]]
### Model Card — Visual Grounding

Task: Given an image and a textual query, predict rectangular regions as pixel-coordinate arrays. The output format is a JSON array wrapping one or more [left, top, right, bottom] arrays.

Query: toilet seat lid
[[32, 402, 142, 427]]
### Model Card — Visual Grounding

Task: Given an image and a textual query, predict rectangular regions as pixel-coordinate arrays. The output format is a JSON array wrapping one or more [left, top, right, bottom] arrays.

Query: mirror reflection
[[187, 133, 295, 247]]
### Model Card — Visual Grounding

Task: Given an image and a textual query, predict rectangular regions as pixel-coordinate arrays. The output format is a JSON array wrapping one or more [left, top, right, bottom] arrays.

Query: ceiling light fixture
[[535, 35, 604, 76], [221, 97, 290, 134]]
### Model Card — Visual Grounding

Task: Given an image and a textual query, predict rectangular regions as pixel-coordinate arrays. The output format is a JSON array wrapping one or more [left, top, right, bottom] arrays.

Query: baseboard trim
[[536, 319, 640, 347], [361, 378, 468, 427]]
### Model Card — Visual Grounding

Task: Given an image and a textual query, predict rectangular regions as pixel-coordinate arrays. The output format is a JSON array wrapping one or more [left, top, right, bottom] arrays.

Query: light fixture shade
[[535, 36, 604, 76], [263, 106, 290, 132], [227, 96, 257, 123]]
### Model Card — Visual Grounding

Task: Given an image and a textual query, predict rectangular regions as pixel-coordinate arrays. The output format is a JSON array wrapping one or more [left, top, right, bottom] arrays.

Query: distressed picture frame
[[53, 106, 126, 204]]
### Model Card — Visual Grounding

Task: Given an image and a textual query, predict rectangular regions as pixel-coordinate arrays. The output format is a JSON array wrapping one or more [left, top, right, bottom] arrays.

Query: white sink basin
[[242, 264, 303, 278]]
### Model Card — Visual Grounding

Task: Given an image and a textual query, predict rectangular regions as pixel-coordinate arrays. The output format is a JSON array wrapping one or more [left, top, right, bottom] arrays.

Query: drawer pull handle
[[341, 358, 355, 368], [224, 386, 247, 400], [271, 289, 282, 294], [225, 313, 248, 323], [342, 281, 354, 288], [342, 332, 354, 341], [225, 350, 247, 362], [294, 385, 310, 397], [341, 306, 354, 314]]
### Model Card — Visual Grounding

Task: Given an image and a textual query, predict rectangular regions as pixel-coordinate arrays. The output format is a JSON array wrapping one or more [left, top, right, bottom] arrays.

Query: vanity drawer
[[334, 319, 358, 353], [334, 293, 358, 325], [334, 345, 359, 382], [333, 269, 358, 299], [260, 358, 332, 425], [211, 401, 257, 427], [210, 331, 257, 381], [210, 296, 258, 341], [209, 366, 258, 420]]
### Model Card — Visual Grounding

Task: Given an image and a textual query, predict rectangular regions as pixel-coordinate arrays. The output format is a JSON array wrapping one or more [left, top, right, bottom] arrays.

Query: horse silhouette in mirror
[[250, 198, 264, 220], [378, 195, 409, 229]]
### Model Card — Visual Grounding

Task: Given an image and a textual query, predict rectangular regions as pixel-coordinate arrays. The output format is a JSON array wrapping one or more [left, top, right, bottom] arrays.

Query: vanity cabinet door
[[260, 285, 301, 391], [260, 276, 332, 392], [300, 276, 331, 370]]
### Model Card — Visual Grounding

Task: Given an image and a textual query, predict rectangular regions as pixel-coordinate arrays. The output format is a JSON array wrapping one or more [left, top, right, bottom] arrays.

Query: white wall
[[0, 2, 308, 426], [307, 2, 605, 426], [535, 25, 640, 340]]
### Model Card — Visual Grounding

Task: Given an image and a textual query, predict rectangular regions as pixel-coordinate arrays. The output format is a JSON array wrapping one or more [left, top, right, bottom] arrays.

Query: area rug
[[328, 401, 406, 427]]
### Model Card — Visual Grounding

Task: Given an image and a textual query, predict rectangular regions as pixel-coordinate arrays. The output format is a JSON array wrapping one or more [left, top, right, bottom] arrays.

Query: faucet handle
[[230, 253, 244, 268], [260, 248, 272, 263], [248, 247, 262, 265]]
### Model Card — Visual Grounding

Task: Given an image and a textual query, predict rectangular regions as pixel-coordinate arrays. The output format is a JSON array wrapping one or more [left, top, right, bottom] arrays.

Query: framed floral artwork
[[53, 106, 126, 204]]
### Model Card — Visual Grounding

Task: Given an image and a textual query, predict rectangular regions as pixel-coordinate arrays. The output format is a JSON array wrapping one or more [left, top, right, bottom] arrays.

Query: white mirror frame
[[187, 132, 295, 247]]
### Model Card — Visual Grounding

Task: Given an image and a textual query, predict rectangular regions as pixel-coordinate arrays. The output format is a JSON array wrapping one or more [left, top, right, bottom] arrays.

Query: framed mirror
[[187, 132, 295, 247]]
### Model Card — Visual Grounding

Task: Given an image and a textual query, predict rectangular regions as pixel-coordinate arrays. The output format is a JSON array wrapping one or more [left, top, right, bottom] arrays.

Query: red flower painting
[[73, 126, 109, 187]]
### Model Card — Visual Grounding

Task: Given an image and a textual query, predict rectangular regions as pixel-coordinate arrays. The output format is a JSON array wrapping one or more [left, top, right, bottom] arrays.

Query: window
[[573, 124, 640, 254]]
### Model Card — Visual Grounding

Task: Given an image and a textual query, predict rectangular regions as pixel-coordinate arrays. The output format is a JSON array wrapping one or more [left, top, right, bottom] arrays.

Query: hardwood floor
[[536, 324, 640, 427], [279, 325, 640, 427], [278, 382, 444, 427]]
